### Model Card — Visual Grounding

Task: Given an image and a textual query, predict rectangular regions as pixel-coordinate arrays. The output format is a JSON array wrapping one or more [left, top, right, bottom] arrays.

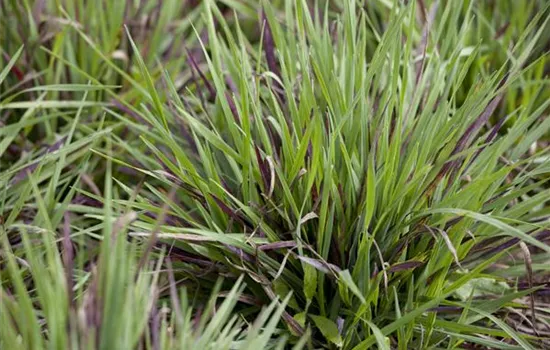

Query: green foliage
[[1, 0, 550, 349]]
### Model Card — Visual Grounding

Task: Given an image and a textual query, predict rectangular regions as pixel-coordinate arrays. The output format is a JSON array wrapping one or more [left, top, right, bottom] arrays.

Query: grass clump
[[1, 0, 550, 349]]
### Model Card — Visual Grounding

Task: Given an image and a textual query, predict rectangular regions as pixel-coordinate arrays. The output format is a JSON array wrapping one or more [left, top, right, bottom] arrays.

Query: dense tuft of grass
[[1, 0, 550, 349]]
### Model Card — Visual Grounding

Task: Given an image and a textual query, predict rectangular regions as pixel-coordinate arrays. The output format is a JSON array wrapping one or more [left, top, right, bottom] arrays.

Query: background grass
[[1, 0, 550, 349]]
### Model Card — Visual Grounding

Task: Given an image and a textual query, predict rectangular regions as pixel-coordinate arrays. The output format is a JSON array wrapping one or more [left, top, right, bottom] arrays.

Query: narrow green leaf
[[310, 315, 342, 347]]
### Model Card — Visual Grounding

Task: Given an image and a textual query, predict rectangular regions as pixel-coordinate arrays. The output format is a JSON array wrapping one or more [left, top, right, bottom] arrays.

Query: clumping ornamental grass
[[1, 0, 550, 349]]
